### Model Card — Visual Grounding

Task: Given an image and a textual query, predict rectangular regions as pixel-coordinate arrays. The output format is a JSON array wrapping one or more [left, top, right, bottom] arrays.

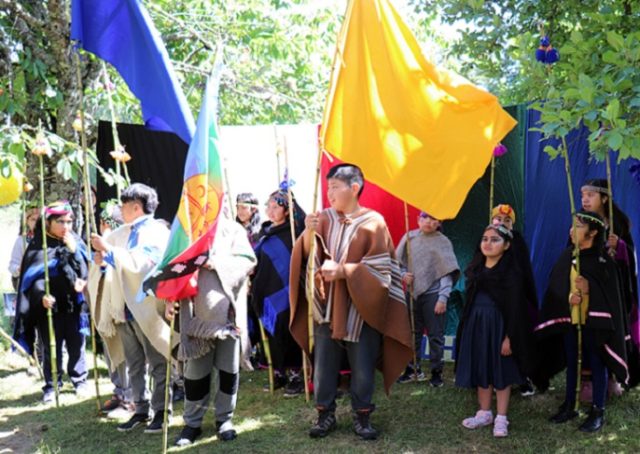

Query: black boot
[[309, 409, 337, 438], [429, 369, 444, 387], [579, 406, 604, 433], [549, 401, 579, 424], [352, 410, 378, 440]]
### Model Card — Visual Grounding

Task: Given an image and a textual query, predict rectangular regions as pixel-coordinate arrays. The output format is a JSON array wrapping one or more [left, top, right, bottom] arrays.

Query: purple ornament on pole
[[493, 143, 508, 157], [546, 48, 560, 64]]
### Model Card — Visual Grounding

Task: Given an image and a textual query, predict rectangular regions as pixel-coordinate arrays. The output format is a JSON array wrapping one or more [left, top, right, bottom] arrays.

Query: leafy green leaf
[[606, 31, 624, 51], [570, 30, 583, 44], [543, 145, 560, 159], [604, 99, 620, 121], [607, 130, 623, 150], [602, 50, 618, 64]]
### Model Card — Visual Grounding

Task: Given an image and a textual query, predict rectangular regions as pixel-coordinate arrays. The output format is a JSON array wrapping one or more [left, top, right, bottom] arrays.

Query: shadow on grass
[[3, 363, 640, 454], [0, 366, 28, 380], [0, 391, 43, 409]]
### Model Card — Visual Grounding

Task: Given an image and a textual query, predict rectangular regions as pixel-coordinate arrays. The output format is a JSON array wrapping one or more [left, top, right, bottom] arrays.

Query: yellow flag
[[321, 0, 517, 220]]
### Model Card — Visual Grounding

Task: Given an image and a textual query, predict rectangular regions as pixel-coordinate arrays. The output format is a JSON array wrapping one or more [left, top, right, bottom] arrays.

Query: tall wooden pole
[[403, 202, 418, 380], [283, 137, 311, 402], [561, 136, 582, 412]]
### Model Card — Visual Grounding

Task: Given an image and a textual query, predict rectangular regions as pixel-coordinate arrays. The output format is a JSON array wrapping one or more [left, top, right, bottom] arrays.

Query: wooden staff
[[162, 303, 177, 454], [274, 125, 282, 185], [403, 202, 418, 380], [283, 137, 311, 402], [489, 156, 496, 224], [0, 326, 43, 378], [259, 320, 275, 394], [561, 136, 582, 412], [75, 52, 102, 412], [37, 152, 59, 408], [101, 61, 124, 198], [605, 151, 615, 254]]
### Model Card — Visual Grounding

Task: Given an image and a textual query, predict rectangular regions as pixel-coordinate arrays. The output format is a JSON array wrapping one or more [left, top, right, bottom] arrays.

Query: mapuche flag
[[143, 62, 224, 301], [71, 0, 195, 144], [321, 0, 517, 220]]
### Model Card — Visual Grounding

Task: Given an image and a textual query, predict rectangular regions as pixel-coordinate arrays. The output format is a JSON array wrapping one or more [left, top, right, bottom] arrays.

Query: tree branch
[[0, 0, 44, 30], [145, 2, 216, 51]]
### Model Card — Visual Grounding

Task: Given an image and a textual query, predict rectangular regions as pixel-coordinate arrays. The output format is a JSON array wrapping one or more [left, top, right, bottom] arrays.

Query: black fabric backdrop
[[96, 121, 187, 223]]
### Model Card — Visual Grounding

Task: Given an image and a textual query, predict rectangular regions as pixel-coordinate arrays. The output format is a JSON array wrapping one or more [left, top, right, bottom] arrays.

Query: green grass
[[2, 318, 640, 454]]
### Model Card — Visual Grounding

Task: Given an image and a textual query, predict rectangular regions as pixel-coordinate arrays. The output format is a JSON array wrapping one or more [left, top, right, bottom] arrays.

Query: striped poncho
[[289, 207, 412, 393]]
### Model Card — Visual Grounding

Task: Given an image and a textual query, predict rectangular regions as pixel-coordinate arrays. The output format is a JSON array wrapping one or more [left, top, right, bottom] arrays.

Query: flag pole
[[310, 0, 355, 358], [403, 202, 418, 380], [224, 173, 273, 394], [561, 136, 582, 413], [162, 302, 177, 454], [75, 51, 102, 413], [283, 137, 311, 402]]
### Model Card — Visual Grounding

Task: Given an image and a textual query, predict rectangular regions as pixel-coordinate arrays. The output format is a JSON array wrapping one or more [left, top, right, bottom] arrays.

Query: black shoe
[[352, 411, 378, 440], [144, 410, 170, 434], [309, 410, 337, 438], [216, 420, 237, 441], [549, 401, 579, 424], [117, 413, 150, 432], [429, 369, 444, 388], [284, 373, 304, 397], [397, 365, 415, 384], [519, 379, 536, 397], [175, 425, 203, 447], [579, 406, 604, 433], [263, 373, 288, 392]]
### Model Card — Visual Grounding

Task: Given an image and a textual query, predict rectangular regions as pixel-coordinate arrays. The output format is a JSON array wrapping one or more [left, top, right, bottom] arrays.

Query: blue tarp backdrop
[[524, 109, 640, 304]]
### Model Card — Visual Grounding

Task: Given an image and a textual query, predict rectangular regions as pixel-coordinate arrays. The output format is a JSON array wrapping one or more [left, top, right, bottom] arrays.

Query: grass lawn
[[1, 314, 640, 454]]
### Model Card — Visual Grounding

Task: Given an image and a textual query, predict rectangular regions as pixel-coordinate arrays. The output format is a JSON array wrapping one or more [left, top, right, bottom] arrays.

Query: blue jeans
[[313, 322, 381, 412]]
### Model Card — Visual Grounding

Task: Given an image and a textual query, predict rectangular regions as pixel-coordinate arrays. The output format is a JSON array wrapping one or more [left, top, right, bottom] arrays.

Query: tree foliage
[[411, 0, 640, 161], [0, 0, 344, 206]]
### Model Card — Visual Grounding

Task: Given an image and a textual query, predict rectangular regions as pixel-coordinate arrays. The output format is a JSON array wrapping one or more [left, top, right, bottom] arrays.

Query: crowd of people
[[8, 164, 638, 444]]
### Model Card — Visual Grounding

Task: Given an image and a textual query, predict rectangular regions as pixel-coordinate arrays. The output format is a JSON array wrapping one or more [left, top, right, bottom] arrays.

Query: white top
[[9, 236, 26, 277]]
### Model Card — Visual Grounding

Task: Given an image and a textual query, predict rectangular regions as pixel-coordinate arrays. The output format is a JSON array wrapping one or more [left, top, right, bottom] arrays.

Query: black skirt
[[455, 291, 524, 390]]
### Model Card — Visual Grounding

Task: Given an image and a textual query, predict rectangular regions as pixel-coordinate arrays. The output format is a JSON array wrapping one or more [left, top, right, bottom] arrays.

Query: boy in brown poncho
[[289, 163, 412, 440]]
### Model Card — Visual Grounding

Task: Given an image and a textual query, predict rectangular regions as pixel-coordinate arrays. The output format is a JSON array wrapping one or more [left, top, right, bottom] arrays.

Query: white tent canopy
[[220, 123, 320, 217]]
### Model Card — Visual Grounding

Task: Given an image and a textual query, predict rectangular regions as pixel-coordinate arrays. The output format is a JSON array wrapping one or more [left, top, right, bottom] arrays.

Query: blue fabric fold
[[261, 286, 290, 336], [71, 0, 195, 144]]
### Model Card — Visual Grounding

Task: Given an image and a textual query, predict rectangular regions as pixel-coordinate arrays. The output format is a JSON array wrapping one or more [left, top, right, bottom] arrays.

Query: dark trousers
[[314, 322, 381, 413], [37, 309, 87, 392], [413, 292, 446, 371], [564, 327, 608, 408]]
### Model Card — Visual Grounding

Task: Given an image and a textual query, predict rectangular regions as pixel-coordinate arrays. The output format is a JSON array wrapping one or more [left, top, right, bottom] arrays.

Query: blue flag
[[71, 0, 195, 144]]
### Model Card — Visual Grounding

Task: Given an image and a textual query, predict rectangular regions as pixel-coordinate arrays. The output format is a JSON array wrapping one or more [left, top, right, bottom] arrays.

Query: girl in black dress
[[456, 224, 536, 438]]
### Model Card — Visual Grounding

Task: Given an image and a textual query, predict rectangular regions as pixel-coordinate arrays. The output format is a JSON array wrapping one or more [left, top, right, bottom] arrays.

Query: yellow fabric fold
[[321, 0, 517, 219]]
